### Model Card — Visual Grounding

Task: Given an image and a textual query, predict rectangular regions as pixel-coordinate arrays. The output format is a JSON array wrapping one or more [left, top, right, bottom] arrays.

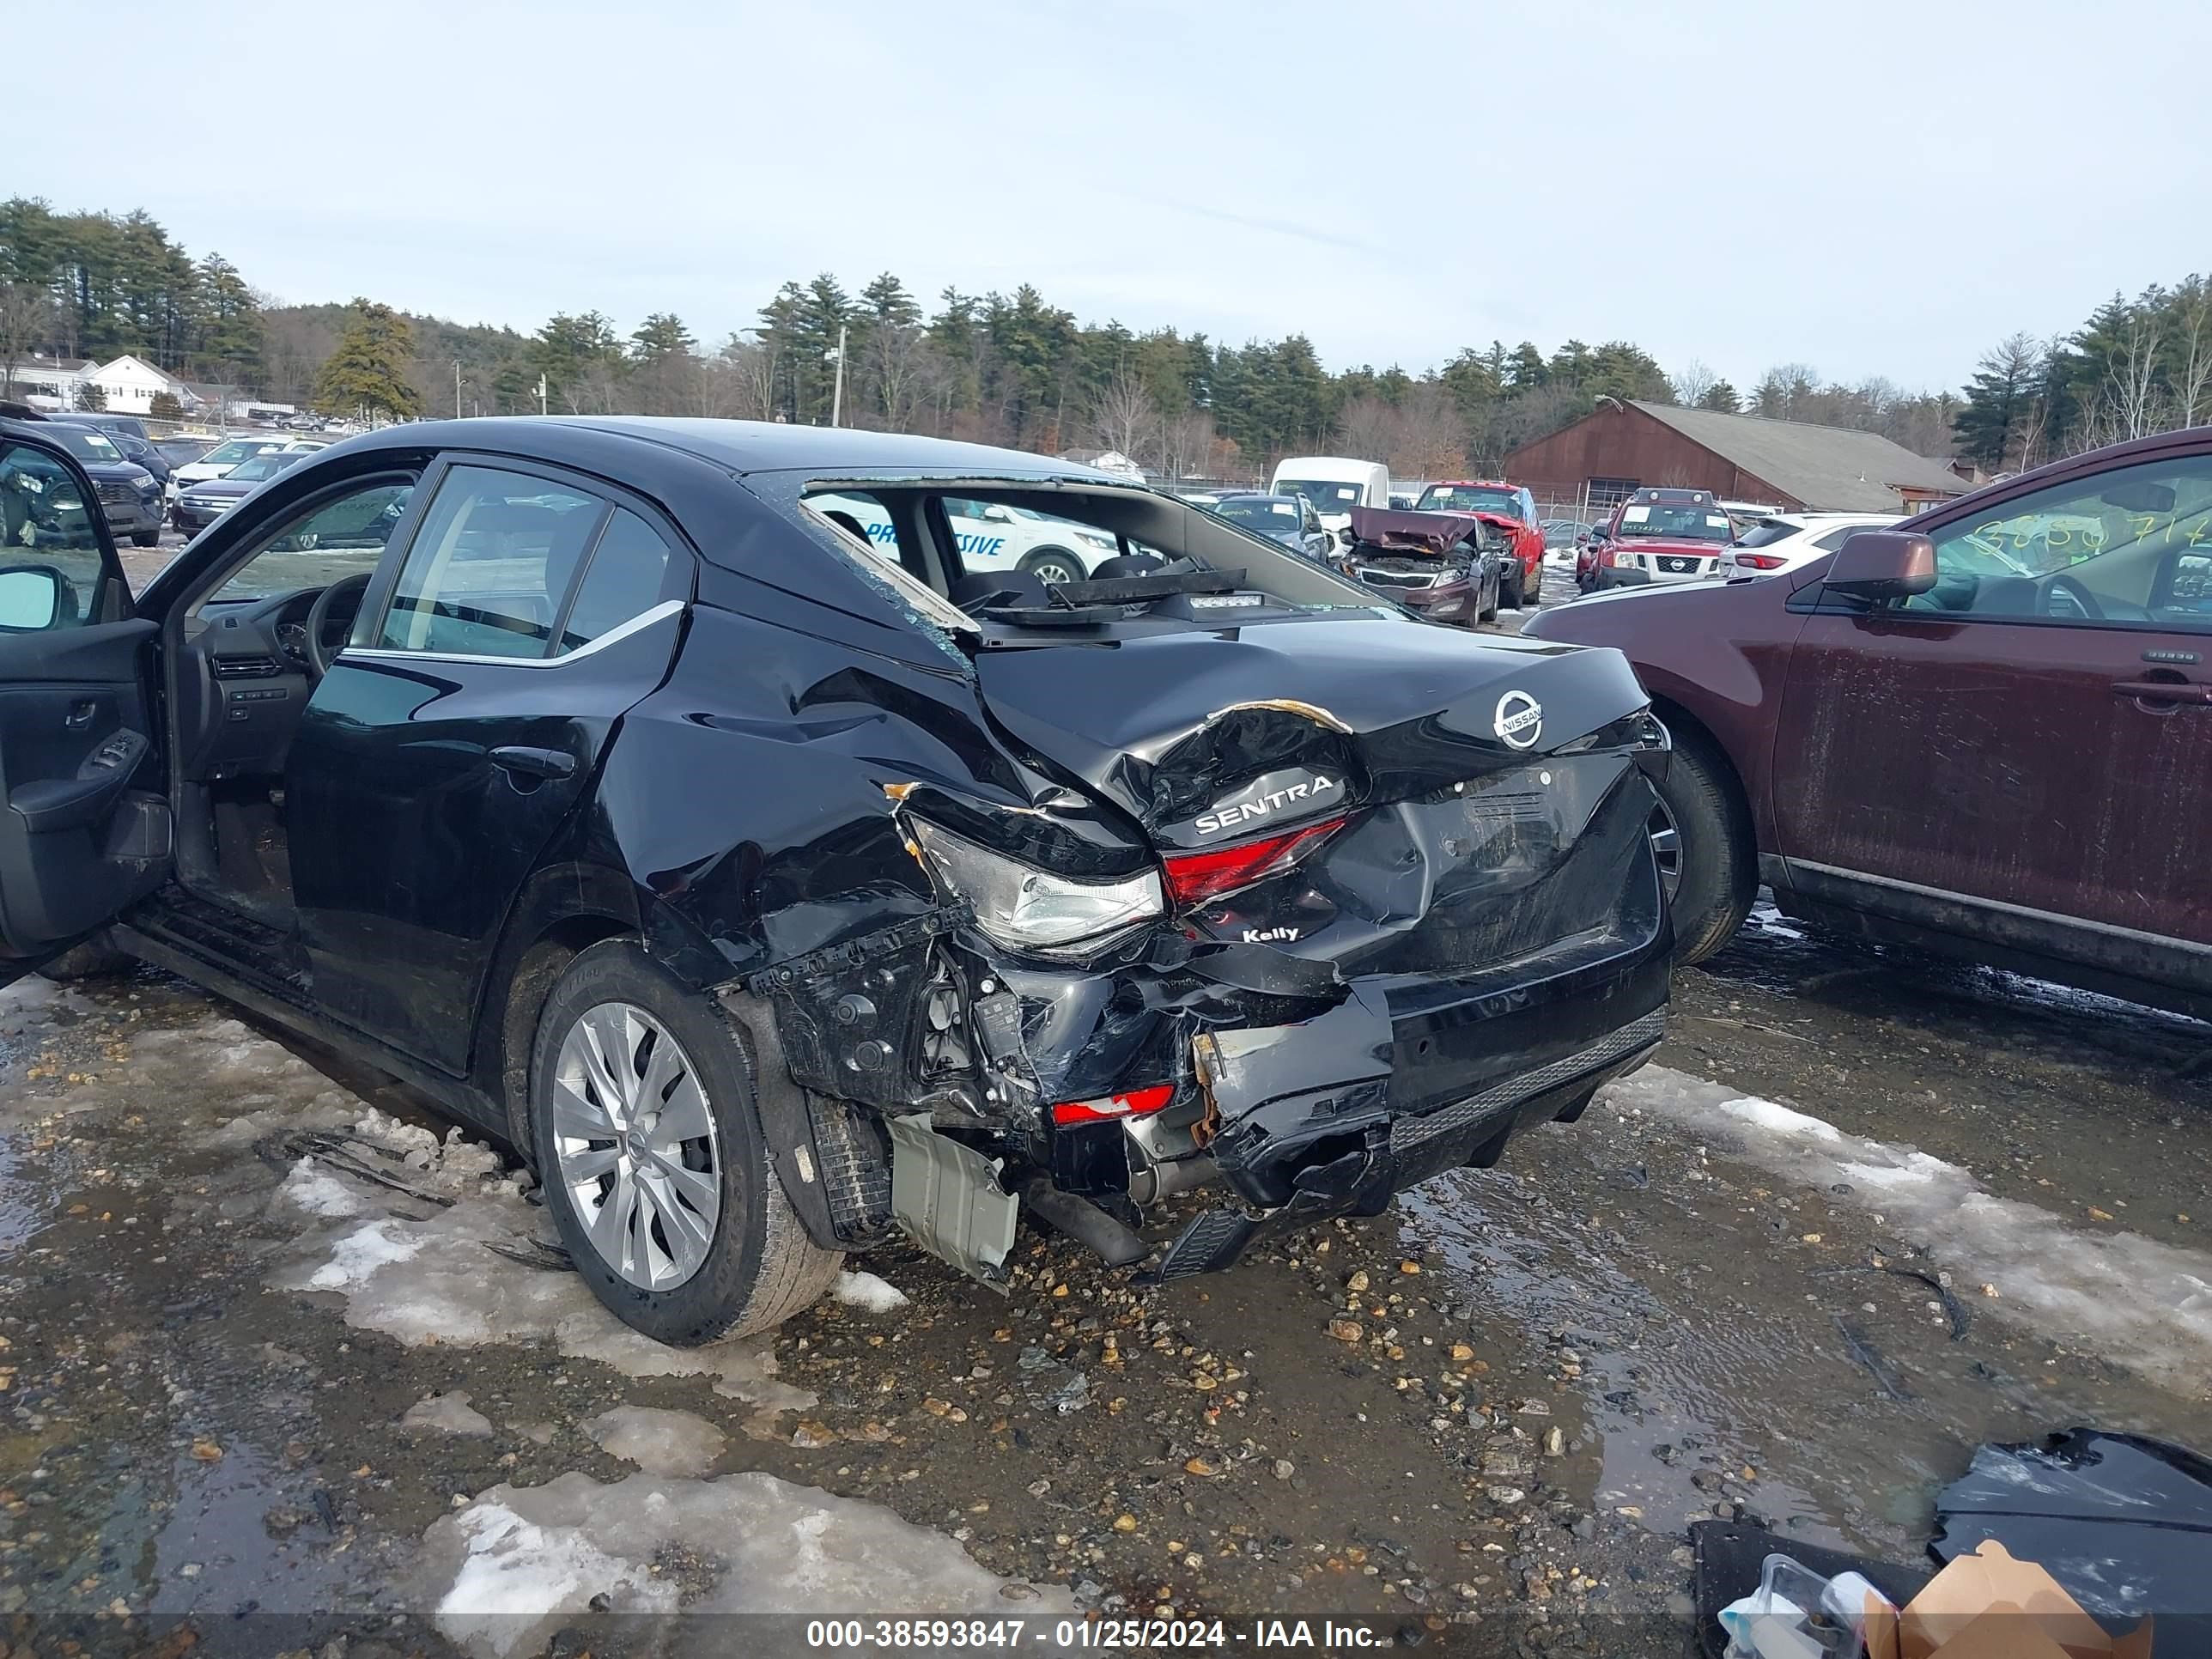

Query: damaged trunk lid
[[972, 617, 1666, 985]]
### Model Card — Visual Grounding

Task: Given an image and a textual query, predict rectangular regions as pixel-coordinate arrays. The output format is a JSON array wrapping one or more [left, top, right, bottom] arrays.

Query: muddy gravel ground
[[3, 558, 2197, 1656], [0, 909, 2204, 1659]]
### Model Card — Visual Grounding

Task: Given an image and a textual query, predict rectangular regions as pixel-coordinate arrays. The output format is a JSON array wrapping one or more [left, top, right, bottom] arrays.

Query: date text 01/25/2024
[[804, 1617, 1392, 1649]]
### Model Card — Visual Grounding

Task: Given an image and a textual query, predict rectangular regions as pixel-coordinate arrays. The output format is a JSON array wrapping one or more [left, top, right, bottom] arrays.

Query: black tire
[[527, 939, 842, 1345], [1499, 564, 1524, 611], [1478, 564, 1499, 623], [37, 930, 137, 982], [131, 529, 159, 548], [1018, 547, 1083, 586], [1652, 727, 1756, 965]]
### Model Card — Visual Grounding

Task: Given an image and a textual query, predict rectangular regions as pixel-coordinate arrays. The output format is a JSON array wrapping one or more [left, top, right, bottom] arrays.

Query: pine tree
[[313, 299, 420, 421], [629, 312, 695, 363], [1699, 380, 1741, 413], [1953, 333, 2044, 467]]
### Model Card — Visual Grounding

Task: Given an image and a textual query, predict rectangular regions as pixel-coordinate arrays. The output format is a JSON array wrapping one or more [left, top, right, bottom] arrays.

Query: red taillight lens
[[1160, 816, 1346, 910], [1732, 552, 1784, 570], [1051, 1084, 1175, 1127]]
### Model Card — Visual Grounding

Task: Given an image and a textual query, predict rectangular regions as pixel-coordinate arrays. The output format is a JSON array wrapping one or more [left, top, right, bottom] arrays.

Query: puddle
[[1700, 895, 2209, 1065], [1396, 1106, 2208, 1562], [0, 1139, 40, 1257], [150, 1442, 360, 1620]]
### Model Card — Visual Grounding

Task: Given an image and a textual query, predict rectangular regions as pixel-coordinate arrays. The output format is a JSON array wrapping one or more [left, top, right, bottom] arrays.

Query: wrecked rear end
[[955, 620, 1671, 1278], [649, 473, 1670, 1291]]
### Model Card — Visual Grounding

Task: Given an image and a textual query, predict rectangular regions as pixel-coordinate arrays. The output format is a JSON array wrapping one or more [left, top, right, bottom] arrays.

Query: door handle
[[489, 745, 578, 781], [64, 701, 96, 728], [2111, 679, 2212, 706]]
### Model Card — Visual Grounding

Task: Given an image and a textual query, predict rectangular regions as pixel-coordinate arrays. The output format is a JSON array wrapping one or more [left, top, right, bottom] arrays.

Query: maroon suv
[[1525, 428, 2212, 1019]]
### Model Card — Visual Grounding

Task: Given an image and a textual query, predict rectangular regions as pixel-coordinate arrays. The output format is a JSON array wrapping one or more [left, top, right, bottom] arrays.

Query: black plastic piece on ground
[[1141, 1206, 1260, 1284], [1020, 1178, 1151, 1267], [1934, 1428, 2212, 1643]]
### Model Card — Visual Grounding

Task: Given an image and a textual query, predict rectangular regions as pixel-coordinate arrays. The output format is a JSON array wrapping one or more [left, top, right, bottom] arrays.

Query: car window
[[1812, 524, 1878, 552], [208, 481, 416, 604], [555, 507, 677, 654], [376, 466, 607, 659], [806, 490, 902, 565], [1917, 453, 2212, 629], [201, 439, 278, 467], [0, 441, 114, 628]]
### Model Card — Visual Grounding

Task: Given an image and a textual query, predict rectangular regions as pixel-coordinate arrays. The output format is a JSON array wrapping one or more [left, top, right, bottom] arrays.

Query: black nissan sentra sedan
[[0, 416, 1670, 1343]]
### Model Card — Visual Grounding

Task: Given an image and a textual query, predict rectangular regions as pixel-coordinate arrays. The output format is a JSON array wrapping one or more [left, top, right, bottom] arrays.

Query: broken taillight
[[1160, 816, 1346, 910], [1050, 1084, 1175, 1127]]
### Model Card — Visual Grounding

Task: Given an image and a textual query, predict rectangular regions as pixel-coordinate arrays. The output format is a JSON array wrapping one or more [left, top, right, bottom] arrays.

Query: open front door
[[0, 429, 169, 986]]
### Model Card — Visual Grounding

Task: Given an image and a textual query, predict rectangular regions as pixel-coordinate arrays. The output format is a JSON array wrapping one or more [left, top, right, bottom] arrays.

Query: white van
[[1269, 456, 1391, 541]]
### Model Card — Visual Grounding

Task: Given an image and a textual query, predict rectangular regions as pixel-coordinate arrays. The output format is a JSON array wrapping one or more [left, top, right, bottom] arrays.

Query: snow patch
[[274, 1157, 365, 1218], [1719, 1096, 1842, 1142], [275, 1181, 812, 1429], [306, 1218, 430, 1290], [584, 1406, 726, 1477], [417, 1472, 1072, 1658], [401, 1390, 495, 1437], [833, 1269, 909, 1313], [1607, 1064, 2212, 1394]]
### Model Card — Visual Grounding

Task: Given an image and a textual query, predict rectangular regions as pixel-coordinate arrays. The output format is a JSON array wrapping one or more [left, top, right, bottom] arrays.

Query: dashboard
[[177, 585, 362, 781]]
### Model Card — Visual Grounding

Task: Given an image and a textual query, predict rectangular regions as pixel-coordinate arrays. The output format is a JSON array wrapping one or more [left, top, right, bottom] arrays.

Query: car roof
[[335, 416, 1121, 483], [1272, 455, 1387, 481], [1425, 478, 1518, 489]]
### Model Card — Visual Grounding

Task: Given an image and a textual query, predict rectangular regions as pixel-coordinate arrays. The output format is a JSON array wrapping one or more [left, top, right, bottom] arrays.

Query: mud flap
[[888, 1114, 1018, 1292]]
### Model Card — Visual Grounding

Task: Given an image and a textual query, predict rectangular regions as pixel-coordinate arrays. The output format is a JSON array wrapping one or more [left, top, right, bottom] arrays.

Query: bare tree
[[1085, 366, 1158, 460], [1388, 383, 1468, 479], [1158, 409, 1218, 486], [1334, 396, 1396, 464], [0, 281, 55, 398], [1669, 358, 1717, 407], [709, 334, 779, 422], [2170, 280, 2212, 429], [869, 325, 946, 433], [2106, 312, 2164, 441]]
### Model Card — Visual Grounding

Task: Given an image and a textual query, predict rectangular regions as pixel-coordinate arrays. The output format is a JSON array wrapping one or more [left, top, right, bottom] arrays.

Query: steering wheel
[[2043, 574, 2104, 621], [304, 571, 374, 678]]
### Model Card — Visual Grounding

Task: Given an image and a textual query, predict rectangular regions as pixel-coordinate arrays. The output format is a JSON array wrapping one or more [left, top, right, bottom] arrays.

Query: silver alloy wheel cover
[[1648, 798, 1683, 904], [1028, 551, 1079, 585], [551, 1000, 721, 1291]]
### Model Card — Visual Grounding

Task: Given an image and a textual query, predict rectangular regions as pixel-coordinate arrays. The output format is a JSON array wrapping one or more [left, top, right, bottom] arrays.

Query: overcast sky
[[15, 0, 2208, 394]]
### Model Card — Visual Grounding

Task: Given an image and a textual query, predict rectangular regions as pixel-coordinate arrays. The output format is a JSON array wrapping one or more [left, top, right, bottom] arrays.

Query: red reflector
[[1732, 552, 1784, 570], [1050, 1084, 1175, 1127], [1160, 816, 1346, 910]]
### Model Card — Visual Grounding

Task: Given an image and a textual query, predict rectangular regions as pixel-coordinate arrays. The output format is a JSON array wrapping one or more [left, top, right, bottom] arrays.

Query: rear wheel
[[1018, 548, 1082, 586], [528, 939, 842, 1345], [1650, 730, 1756, 964]]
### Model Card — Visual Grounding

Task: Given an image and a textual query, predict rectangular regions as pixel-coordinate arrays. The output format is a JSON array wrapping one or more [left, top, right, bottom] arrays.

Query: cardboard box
[[1860, 1540, 2154, 1659]]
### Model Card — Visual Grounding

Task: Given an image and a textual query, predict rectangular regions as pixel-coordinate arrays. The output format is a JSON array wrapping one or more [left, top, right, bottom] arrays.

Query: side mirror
[[0, 565, 65, 631], [1826, 530, 1936, 600], [979, 505, 1015, 524]]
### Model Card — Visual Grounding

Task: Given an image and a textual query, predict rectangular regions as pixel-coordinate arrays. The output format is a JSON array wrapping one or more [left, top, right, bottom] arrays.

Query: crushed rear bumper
[[1148, 921, 1669, 1280]]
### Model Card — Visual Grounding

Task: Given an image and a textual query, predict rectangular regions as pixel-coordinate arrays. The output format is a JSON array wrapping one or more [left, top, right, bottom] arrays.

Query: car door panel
[[1771, 611, 2212, 953], [282, 460, 689, 1075], [0, 434, 169, 981]]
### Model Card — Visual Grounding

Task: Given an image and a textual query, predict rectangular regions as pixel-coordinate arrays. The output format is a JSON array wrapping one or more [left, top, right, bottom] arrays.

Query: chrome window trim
[[337, 598, 684, 670]]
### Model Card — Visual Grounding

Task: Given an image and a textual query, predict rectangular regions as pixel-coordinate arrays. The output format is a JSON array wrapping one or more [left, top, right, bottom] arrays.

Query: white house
[[78, 354, 199, 416], [4, 356, 91, 409]]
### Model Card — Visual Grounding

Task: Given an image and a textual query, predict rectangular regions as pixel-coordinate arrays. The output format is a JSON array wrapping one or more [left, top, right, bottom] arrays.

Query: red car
[[1413, 481, 1543, 609], [1525, 429, 2212, 1020], [1579, 486, 1735, 591]]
